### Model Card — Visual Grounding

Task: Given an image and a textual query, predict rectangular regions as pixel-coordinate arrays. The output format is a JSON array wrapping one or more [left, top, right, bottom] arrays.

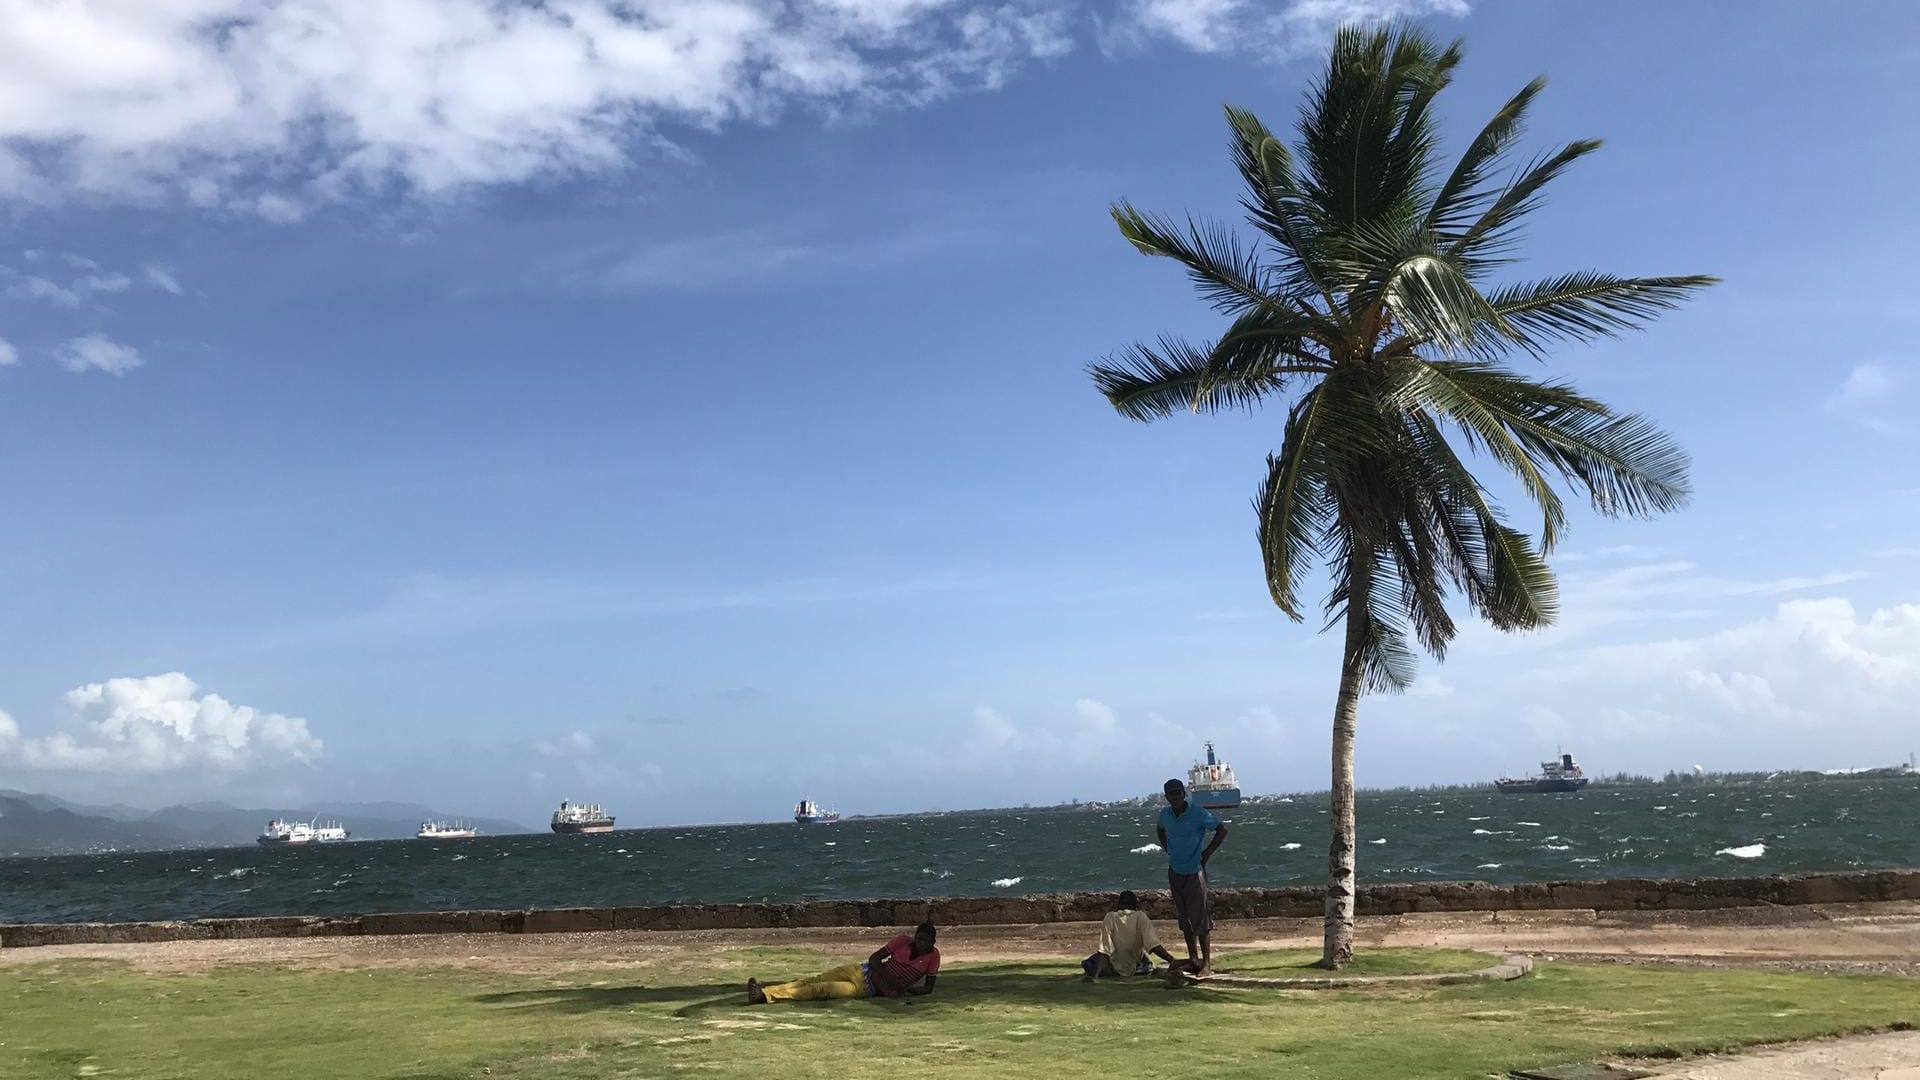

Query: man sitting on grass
[[1081, 890, 1179, 979], [747, 922, 940, 1004]]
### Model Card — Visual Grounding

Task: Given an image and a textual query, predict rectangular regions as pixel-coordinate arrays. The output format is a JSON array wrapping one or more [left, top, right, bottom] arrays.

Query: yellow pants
[[762, 963, 869, 1002]]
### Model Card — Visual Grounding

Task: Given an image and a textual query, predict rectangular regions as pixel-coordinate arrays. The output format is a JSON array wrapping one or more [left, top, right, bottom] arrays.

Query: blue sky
[[2, 0, 1917, 827]]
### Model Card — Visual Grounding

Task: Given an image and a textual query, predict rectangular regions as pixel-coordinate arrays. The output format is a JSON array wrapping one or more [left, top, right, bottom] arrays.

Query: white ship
[[257, 818, 350, 845], [1187, 741, 1242, 811], [550, 800, 615, 834], [417, 820, 477, 839]]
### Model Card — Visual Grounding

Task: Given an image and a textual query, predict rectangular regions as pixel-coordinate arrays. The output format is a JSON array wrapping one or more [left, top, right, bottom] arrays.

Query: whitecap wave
[[1130, 843, 1162, 854], [1368, 838, 1387, 845], [1716, 843, 1766, 859], [990, 876, 1024, 888], [1543, 844, 1571, 851], [221, 867, 254, 880], [1476, 862, 1502, 869], [1467, 816, 1489, 821], [1471, 828, 1497, 835], [1281, 842, 1302, 850], [1516, 821, 1541, 827]]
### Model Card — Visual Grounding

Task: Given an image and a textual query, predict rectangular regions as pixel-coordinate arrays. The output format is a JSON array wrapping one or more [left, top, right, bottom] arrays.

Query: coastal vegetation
[[1089, 25, 1714, 965], [8, 949, 1919, 1079]]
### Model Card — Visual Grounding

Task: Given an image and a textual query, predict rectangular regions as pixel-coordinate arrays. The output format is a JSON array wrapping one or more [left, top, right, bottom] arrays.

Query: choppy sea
[[3, 778, 1915, 925]]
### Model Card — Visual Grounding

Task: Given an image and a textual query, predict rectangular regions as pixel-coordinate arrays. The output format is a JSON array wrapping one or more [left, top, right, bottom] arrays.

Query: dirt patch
[[6, 902, 1919, 976]]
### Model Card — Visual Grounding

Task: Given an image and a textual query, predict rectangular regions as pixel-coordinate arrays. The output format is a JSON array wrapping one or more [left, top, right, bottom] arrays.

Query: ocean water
[[3, 778, 1916, 925]]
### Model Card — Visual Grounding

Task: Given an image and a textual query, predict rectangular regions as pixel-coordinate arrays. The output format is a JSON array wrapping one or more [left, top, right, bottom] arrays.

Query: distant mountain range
[[0, 790, 536, 857]]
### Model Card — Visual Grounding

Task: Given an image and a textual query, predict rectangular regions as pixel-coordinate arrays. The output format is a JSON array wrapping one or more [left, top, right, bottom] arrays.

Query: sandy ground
[[7, 899, 1920, 975]]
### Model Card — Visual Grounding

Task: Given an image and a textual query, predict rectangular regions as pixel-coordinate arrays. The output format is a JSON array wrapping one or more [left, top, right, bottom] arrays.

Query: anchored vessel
[[1188, 741, 1242, 811], [793, 799, 840, 824], [257, 818, 350, 845], [417, 820, 477, 839], [550, 801, 615, 834], [1496, 753, 1590, 794]]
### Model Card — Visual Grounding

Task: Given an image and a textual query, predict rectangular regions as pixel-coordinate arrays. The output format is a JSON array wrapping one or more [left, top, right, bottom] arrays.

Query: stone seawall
[[5, 869, 1917, 949]]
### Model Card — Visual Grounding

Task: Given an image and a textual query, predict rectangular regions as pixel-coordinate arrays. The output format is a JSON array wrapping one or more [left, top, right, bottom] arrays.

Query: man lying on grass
[[747, 923, 941, 1004], [1082, 890, 1179, 979]]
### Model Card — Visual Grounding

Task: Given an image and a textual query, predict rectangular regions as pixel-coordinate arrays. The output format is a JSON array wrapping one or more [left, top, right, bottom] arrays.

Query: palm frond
[[1300, 25, 1456, 239], [1392, 358, 1568, 549], [1381, 251, 1507, 354], [1446, 139, 1602, 271], [1111, 202, 1271, 315], [1486, 272, 1720, 356], [1425, 77, 1544, 235], [1091, 338, 1256, 420], [1224, 106, 1343, 311], [1254, 386, 1336, 618], [1424, 361, 1691, 518]]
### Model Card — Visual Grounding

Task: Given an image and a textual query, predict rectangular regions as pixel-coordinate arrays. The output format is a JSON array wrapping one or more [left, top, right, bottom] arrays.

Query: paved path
[[1647, 1030, 1920, 1079]]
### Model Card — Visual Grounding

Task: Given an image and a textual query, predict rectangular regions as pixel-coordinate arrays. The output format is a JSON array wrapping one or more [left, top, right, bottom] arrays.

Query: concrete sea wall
[[4, 869, 1916, 949]]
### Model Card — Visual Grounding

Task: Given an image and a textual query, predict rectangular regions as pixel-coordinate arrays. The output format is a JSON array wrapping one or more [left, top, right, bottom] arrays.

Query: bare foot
[[1191, 965, 1214, 979], [746, 978, 766, 1005]]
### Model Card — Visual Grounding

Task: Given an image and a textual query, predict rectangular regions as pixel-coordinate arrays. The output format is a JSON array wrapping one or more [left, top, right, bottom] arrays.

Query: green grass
[[5, 949, 1918, 1080]]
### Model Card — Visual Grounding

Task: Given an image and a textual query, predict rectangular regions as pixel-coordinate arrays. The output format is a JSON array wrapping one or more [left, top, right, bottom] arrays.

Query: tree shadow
[[473, 966, 1260, 1024], [476, 982, 732, 1016]]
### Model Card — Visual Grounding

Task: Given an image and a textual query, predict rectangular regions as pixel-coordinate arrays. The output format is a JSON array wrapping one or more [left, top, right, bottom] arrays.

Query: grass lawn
[[6, 947, 1918, 1080]]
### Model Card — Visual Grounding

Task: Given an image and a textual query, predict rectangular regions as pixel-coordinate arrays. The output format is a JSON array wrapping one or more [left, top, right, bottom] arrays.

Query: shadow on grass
[[476, 967, 1259, 1022]]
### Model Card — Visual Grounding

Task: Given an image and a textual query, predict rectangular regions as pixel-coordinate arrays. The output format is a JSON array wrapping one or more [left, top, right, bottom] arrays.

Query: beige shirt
[[1099, 909, 1161, 976]]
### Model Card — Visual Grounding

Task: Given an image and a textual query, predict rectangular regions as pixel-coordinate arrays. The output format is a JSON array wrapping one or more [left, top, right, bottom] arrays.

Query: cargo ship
[[258, 818, 349, 845], [417, 820, 477, 839], [1188, 742, 1242, 811], [793, 799, 840, 824], [1496, 753, 1590, 794], [550, 801, 615, 834]]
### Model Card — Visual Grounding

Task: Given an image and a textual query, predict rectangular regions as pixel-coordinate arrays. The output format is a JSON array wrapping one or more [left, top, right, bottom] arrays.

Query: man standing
[[1081, 890, 1179, 979], [747, 923, 940, 1004], [1158, 778, 1227, 977]]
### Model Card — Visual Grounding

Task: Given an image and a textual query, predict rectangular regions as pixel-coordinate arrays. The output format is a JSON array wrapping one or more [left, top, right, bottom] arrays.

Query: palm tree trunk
[[1321, 597, 1369, 968]]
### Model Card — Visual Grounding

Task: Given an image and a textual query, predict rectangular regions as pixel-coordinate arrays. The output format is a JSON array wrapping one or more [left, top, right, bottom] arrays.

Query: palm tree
[[1089, 25, 1715, 968]]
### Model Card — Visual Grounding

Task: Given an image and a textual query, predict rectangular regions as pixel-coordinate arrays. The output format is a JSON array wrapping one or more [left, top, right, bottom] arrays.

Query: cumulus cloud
[[0, 0, 1464, 215], [56, 333, 144, 375], [143, 263, 186, 295], [1109, 0, 1467, 55], [536, 728, 598, 758], [0, 673, 323, 774], [0, 334, 16, 366], [1486, 598, 1920, 767], [0, 0, 1072, 213]]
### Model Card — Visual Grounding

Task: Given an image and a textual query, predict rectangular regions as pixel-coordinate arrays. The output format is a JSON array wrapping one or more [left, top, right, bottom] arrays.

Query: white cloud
[[143, 263, 185, 295], [1826, 362, 1910, 439], [0, 335, 16, 366], [56, 333, 144, 375], [1527, 598, 1918, 746], [1110, 0, 1468, 55], [0, 672, 323, 774], [1827, 362, 1894, 410], [0, 1, 1468, 216], [3, 270, 82, 307], [1877, 547, 1920, 560], [0, 0, 1075, 214], [536, 729, 597, 758]]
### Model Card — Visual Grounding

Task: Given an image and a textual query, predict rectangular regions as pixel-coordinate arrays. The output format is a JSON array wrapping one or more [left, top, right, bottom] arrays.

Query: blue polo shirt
[[1158, 802, 1221, 875]]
